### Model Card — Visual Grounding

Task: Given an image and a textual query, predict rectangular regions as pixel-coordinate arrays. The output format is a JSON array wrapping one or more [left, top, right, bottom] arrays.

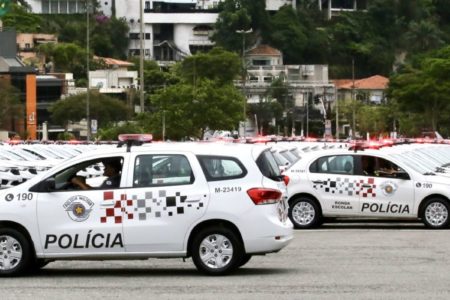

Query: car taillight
[[247, 188, 282, 205], [283, 175, 290, 186]]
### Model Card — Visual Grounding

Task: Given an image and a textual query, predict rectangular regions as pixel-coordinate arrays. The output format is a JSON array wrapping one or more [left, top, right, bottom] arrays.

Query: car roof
[[64, 142, 272, 162]]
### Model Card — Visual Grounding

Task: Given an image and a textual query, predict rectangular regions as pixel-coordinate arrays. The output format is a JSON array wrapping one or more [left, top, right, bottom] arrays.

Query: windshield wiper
[[423, 172, 436, 176]]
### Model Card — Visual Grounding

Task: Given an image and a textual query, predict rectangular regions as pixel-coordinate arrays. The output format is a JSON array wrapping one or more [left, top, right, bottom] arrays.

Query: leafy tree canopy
[[49, 92, 131, 128], [388, 46, 450, 133], [0, 80, 23, 130]]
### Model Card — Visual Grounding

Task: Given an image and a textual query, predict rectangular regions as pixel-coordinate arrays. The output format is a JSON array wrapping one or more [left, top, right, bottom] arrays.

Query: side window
[[50, 156, 123, 191], [360, 156, 408, 179], [198, 155, 247, 181], [310, 155, 354, 175], [133, 155, 194, 187]]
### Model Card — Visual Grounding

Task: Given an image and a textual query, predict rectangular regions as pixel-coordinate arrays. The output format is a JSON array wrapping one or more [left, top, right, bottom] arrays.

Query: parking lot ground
[[2, 222, 450, 300]]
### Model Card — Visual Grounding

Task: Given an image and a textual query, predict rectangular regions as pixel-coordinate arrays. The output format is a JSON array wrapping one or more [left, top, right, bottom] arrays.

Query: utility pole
[[351, 58, 356, 140], [236, 28, 252, 137], [139, 0, 145, 113], [86, 0, 91, 141]]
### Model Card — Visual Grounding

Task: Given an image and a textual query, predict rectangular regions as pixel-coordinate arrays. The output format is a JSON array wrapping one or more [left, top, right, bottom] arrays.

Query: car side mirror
[[30, 177, 55, 193]]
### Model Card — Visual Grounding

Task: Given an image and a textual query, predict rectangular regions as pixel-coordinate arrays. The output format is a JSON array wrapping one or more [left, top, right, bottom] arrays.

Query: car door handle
[[186, 198, 201, 203], [101, 202, 115, 207], [362, 184, 372, 188], [312, 180, 325, 185]]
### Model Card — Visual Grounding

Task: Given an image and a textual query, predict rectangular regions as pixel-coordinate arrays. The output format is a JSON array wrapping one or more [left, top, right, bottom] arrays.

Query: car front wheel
[[0, 228, 33, 277], [191, 227, 244, 275], [422, 198, 450, 229], [289, 197, 322, 229]]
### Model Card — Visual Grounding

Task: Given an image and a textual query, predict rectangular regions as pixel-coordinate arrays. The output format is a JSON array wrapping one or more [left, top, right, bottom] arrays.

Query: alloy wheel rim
[[199, 234, 233, 269], [292, 201, 316, 225], [425, 202, 448, 227], [0, 235, 23, 271]]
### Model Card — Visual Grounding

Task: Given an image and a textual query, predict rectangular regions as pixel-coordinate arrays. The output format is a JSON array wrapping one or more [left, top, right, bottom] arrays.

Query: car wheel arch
[[288, 193, 323, 215], [0, 221, 36, 254], [418, 194, 450, 218], [186, 219, 244, 257]]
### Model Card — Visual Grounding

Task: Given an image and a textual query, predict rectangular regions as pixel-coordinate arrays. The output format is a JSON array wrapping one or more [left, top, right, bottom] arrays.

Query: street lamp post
[[236, 28, 252, 137], [86, 0, 91, 141], [139, 0, 145, 113]]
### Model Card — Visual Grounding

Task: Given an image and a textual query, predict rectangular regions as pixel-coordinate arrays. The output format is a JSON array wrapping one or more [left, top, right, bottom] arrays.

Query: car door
[[35, 156, 128, 255], [307, 154, 362, 215], [356, 155, 415, 217], [122, 152, 209, 253]]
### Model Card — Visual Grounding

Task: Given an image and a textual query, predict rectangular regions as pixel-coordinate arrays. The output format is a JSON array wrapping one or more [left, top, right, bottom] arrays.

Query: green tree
[[213, 0, 252, 52], [267, 6, 307, 64], [97, 121, 144, 140], [49, 92, 131, 129], [177, 48, 241, 85], [0, 80, 23, 130], [389, 46, 450, 133], [38, 43, 87, 79], [146, 79, 244, 140], [1, 2, 42, 32]]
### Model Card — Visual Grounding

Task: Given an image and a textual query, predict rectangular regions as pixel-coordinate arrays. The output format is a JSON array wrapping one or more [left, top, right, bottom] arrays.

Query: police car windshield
[[0, 149, 27, 161]]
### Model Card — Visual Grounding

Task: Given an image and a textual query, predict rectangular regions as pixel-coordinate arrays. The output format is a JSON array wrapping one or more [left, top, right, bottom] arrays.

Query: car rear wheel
[[422, 198, 450, 229], [289, 197, 322, 229], [0, 228, 33, 277], [191, 227, 244, 275], [239, 254, 252, 267]]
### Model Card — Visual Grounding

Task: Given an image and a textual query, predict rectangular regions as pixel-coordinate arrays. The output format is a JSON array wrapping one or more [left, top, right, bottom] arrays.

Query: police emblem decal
[[63, 195, 94, 222], [380, 181, 397, 196]]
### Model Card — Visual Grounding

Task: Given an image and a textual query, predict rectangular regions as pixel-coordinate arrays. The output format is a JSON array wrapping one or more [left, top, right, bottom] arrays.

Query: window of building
[[129, 33, 139, 40], [51, 0, 59, 13], [69, 0, 77, 13], [252, 59, 270, 66], [145, 33, 151, 40], [42, 0, 50, 13]]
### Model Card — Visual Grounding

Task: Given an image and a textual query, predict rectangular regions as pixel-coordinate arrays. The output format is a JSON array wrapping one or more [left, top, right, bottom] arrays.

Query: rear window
[[310, 155, 354, 175], [256, 150, 282, 181], [197, 156, 247, 181], [133, 154, 194, 187]]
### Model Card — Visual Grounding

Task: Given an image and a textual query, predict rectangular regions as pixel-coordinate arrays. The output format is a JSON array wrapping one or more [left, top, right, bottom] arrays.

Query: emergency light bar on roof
[[118, 134, 153, 152]]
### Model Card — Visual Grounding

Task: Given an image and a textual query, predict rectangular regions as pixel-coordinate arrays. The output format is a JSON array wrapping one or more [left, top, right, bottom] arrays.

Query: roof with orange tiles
[[334, 75, 389, 90], [94, 56, 134, 67], [246, 45, 282, 56]]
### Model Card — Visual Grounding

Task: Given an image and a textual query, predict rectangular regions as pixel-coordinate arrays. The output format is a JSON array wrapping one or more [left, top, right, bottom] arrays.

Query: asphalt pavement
[[2, 220, 450, 300]]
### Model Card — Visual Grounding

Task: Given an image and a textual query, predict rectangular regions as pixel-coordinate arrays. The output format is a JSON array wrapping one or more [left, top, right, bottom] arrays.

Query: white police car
[[0, 136, 292, 276], [285, 146, 450, 229]]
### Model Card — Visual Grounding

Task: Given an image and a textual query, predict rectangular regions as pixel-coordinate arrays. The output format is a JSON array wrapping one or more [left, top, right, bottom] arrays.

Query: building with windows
[[25, 0, 296, 65], [237, 44, 335, 137], [334, 75, 388, 104], [16, 33, 58, 72], [319, 0, 369, 19]]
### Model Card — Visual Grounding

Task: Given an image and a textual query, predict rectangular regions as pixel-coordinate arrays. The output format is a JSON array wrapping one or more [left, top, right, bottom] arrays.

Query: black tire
[[30, 259, 51, 273], [0, 228, 34, 277], [288, 197, 322, 229], [191, 226, 244, 275], [238, 254, 252, 267], [421, 198, 450, 229]]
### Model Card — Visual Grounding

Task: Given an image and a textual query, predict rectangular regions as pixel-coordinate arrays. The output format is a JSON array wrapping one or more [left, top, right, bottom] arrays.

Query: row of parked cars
[[0, 143, 107, 189], [0, 136, 449, 276]]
